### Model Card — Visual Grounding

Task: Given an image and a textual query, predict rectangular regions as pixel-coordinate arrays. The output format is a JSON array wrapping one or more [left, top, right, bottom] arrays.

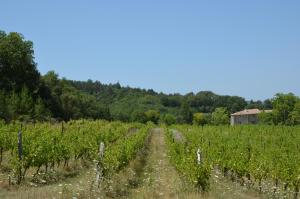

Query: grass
[[0, 157, 94, 199]]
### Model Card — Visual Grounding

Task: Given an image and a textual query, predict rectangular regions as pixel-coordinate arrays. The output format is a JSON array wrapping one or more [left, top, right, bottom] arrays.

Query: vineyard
[[1, 121, 300, 198], [0, 120, 153, 187], [166, 125, 300, 198]]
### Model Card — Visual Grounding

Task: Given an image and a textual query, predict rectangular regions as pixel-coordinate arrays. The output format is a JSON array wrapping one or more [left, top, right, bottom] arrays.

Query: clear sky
[[1, 0, 300, 100]]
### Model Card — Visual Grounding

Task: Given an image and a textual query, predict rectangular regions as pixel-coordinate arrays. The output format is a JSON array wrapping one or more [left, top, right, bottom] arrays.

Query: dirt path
[[128, 128, 186, 199]]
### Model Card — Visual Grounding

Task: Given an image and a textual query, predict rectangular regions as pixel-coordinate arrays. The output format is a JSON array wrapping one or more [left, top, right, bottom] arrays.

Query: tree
[[144, 110, 160, 124], [263, 99, 273, 109], [179, 100, 192, 123], [246, 100, 264, 109], [162, 113, 176, 125], [0, 90, 8, 120], [131, 110, 147, 123], [0, 31, 40, 93], [160, 95, 181, 107], [193, 113, 206, 126], [258, 111, 273, 125], [272, 93, 299, 125], [33, 98, 51, 121], [211, 107, 229, 125], [288, 101, 300, 125], [6, 87, 34, 121], [41, 71, 64, 118]]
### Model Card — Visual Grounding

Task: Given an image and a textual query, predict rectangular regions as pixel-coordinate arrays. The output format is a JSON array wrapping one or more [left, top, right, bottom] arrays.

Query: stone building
[[230, 109, 272, 125]]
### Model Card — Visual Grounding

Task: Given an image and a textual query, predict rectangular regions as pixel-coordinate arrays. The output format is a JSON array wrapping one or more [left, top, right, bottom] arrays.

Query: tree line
[[1, 30, 299, 125]]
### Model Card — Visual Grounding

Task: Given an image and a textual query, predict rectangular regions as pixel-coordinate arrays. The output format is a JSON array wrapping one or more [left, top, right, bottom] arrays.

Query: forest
[[1, 30, 299, 125]]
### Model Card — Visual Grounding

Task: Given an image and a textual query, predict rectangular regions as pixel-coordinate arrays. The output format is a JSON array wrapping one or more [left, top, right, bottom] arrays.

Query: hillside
[[0, 30, 272, 123]]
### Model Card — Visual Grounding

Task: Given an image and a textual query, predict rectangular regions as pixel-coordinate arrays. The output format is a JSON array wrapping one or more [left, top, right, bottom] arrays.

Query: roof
[[231, 109, 272, 116]]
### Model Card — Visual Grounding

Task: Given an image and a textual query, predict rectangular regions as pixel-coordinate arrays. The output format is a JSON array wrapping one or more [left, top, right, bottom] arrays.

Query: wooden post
[[95, 142, 105, 188]]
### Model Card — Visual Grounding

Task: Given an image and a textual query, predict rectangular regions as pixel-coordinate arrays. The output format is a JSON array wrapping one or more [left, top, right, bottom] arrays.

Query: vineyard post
[[17, 130, 23, 184], [293, 181, 299, 199], [8, 175, 11, 186], [95, 142, 105, 188], [197, 148, 201, 165]]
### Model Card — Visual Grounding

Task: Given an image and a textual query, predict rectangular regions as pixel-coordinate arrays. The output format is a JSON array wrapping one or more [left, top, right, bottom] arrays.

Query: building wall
[[231, 114, 259, 125]]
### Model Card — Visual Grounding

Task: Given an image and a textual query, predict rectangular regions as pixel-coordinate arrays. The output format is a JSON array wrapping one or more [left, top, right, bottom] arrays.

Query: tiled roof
[[231, 109, 272, 116]]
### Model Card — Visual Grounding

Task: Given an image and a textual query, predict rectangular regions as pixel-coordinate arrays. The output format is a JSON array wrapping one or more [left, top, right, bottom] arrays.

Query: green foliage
[[288, 101, 300, 125], [130, 110, 146, 123], [0, 120, 150, 183], [193, 113, 206, 126], [41, 71, 111, 121], [172, 125, 300, 195], [165, 128, 211, 191], [144, 110, 160, 124], [258, 111, 274, 125], [0, 31, 112, 122], [272, 93, 299, 125], [0, 90, 8, 120], [162, 113, 176, 125], [103, 123, 152, 176], [211, 107, 229, 125], [179, 100, 193, 124], [5, 87, 34, 121], [187, 91, 247, 113], [246, 99, 272, 110], [33, 98, 51, 121], [69, 79, 253, 124], [0, 31, 40, 93]]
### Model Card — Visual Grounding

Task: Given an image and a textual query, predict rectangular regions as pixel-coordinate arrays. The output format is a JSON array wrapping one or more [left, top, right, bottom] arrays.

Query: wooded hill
[[68, 79, 272, 122], [0, 30, 274, 123]]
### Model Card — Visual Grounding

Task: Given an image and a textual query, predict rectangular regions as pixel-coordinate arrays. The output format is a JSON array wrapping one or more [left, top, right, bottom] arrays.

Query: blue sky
[[1, 0, 300, 100]]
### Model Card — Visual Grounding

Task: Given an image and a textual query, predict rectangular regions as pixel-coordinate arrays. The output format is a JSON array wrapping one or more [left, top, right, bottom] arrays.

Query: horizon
[[54, 71, 278, 101], [1, 1, 300, 100]]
